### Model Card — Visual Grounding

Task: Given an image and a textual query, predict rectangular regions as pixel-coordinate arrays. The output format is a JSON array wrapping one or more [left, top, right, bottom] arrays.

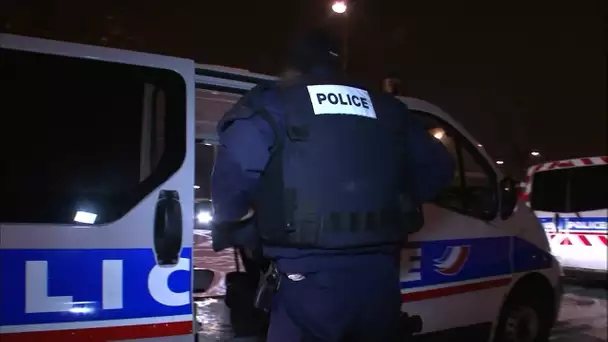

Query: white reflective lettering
[[25, 261, 73, 313], [542, 222, 555, 230], [102, 260, 123, 309], [307, 85, 376, 119], [565, 221, 607, 229], [148, 257, 190, 307]]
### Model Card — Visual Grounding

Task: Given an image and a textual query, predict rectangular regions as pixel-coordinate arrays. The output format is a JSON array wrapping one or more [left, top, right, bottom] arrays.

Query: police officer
[[211, 28, 455, 342]]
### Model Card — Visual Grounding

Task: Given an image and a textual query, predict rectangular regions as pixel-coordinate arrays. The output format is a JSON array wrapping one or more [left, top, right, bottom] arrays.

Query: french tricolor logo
[[433, 245, 471, 276]]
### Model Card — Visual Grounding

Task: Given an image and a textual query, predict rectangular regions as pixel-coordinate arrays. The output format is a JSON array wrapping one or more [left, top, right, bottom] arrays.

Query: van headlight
[[197, 211, 213, 224]]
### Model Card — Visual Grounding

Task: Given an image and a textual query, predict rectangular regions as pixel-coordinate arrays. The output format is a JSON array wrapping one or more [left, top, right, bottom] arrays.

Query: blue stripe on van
[[1, 236, 554, 327], [0, 248, 192, 326], [538, 217, 608, 231], [399, 236, 552, 289]]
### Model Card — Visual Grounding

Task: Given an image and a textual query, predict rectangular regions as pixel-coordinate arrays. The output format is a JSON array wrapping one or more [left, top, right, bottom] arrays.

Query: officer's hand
[[238, 208, 255, 221]]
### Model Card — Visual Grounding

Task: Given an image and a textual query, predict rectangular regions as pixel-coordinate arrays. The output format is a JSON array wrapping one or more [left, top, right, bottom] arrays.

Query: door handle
[[154, 190, 183, 266]]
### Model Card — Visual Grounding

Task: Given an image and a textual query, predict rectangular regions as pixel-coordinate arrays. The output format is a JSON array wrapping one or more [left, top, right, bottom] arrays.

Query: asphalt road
[[195, 280, 607, 342], [551, 280, 607, 342]]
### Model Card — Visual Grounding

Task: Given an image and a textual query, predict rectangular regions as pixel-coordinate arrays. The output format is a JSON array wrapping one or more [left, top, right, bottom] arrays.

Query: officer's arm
[[402, 105, 455, 204], [211, 114, 275, 222]]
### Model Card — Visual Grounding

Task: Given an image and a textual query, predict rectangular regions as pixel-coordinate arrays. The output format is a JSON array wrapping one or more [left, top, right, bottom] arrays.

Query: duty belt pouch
[[225, 249, 269, 337], [253, 262, 281, 312]]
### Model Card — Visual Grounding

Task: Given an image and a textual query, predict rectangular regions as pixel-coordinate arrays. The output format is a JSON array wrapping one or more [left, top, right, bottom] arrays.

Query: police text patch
[[307, 85, 377, 119]]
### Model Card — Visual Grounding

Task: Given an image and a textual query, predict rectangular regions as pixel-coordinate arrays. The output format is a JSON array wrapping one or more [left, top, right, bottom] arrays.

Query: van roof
[[519, 156, 608, 204]]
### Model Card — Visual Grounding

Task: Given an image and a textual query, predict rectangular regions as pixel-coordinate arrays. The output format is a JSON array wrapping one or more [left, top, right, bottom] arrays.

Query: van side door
[[0, 33, 196, 342]]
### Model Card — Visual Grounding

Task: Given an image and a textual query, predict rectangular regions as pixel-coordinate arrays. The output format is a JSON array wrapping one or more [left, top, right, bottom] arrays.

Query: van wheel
[[494, 293, 551, 342]]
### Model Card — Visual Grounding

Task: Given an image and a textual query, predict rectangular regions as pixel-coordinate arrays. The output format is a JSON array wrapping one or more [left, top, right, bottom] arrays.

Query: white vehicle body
[[0, 33, 562, 342], [521, 157, 608, 274]]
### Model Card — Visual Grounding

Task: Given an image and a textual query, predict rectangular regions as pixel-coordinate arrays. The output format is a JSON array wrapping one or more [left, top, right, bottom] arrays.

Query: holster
[[224, 248, 269, 337], [253, 262, 281, 312]]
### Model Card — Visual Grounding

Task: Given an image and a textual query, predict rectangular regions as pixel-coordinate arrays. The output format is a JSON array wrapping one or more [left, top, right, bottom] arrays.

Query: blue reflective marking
[[511, 238, 553, 273], [401, 237, 511, 288], [538, 216, 608, 231], [400, 237, 552, 288], [0, 248, 192, 326]]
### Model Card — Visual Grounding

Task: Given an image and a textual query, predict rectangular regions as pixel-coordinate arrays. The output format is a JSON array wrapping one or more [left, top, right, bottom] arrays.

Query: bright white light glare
[[530, 151, 540, 157], [496, 160, 505, 165], [194, 185, 201, 189], [197, 211, 213, 224], [69, 306, 94, 314], [74, 211, 97, 224], [429, 128, 445, 140], [332, 1, 347, 14], [477, 143, 483, 147]]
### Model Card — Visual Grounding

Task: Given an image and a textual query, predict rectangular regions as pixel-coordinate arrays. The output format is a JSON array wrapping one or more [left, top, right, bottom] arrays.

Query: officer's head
[[283, 28, 342, 79]]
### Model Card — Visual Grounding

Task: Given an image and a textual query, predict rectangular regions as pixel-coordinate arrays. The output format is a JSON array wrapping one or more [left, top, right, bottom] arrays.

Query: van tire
[[494, 290, 552, 342]]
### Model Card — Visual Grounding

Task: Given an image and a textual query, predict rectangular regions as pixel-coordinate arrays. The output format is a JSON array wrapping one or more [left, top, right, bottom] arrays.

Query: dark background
[[2, 0, 605, 175]]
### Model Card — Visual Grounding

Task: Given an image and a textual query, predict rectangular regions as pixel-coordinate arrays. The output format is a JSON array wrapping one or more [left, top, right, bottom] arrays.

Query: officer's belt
[[285, 206, 405, 245], [290, 208, 403, 232]]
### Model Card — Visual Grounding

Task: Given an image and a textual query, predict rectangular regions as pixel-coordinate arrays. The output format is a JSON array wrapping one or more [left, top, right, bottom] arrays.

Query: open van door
[[191, 65, 277, 299], [0, 34, 196, 341]]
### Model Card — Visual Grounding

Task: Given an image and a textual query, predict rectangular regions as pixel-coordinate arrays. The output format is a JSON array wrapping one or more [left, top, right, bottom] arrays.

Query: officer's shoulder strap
[[273, 83, 306, 142], [220, 81, 284, 154], [250, 88, 283, 154]]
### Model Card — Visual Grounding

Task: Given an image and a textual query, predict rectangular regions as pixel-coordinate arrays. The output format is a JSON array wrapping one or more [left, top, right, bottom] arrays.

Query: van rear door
[[0, 33, 196, 341]]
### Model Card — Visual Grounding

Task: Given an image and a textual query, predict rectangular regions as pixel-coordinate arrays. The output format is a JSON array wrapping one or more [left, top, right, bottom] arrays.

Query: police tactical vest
[[253, 77, 412, 249]]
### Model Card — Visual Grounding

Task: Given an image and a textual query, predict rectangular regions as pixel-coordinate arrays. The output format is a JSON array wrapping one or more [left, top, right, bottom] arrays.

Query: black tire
[[494, 292, 552, 342]]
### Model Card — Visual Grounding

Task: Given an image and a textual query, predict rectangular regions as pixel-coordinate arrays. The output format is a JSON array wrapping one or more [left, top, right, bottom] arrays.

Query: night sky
[[3, 0, 606, 173]]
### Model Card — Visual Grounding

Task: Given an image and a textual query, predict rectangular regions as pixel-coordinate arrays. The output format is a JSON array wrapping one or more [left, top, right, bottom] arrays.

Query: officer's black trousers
[[266, 253, 404, 342]]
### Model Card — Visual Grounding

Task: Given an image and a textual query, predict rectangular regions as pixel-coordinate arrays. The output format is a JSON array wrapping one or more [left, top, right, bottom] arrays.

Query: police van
[[0, 33, 563, 342], [521, 157, 608, 275]]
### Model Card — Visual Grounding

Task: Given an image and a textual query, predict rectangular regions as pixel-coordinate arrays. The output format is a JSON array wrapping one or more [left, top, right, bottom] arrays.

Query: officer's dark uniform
[[211, 29, 454, 342]]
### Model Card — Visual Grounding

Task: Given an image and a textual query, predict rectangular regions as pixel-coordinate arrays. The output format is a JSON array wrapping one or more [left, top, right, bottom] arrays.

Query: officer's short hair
[[285, 28, 341, 73]]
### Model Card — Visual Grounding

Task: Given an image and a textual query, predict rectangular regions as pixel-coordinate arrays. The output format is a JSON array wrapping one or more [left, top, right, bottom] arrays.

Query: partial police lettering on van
[[1, 249, 192, 323], [307, 84, 377, 119]]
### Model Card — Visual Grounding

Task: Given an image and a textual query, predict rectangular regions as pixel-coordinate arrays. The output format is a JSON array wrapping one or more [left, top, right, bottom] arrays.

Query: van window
[[530, 169, 569, 212], [194, 89, 243, 198], [569, 165, 608, 212], [0, 48, 186, 224], [415, 118, 464, 211], [531, 164, 608, 213], [196, 144, 216, 200], [194, 88, 244, 228], [411, 110, 498, 220]]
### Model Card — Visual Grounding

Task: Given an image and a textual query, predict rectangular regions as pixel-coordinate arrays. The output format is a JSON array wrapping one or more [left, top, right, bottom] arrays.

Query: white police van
[[0, 33, 562, 342], [522, 157, 608, 275]]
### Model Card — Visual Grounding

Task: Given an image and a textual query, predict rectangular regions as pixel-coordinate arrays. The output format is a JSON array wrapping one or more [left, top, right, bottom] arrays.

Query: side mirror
[[499, 177, 518, 220]]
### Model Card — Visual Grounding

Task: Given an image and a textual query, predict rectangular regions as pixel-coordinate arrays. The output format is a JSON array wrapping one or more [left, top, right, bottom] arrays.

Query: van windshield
[[530, 164, 608, 213]]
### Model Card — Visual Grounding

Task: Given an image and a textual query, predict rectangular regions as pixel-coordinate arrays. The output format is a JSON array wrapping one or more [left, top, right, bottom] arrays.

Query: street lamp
[[331, 1, 349, 71], [496, 160, 505, 165], [332, 1, 347, 14], [530, 150, 540, 157]]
